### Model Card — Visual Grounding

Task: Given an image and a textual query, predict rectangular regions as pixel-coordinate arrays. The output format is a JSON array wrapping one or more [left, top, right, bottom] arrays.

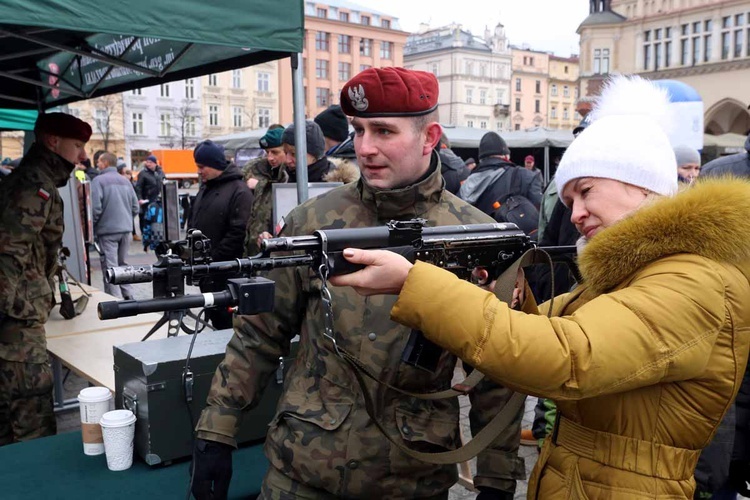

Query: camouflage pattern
[[258, 465, 449, 500], [243, 157, 289, 256], [197, 157, 526, 498], [0, 323, 56, 446], [0, 144, 69, 446], [0, 143, 72, 362]]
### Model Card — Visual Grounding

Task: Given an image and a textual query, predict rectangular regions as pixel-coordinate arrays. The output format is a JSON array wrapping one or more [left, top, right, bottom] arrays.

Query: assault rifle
[[98, 220, 576, 371]]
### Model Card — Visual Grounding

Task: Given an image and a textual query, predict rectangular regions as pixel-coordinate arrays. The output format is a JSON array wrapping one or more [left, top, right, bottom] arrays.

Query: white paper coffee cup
[[77, 387, 113, 456], [100, 410, 137, 471]]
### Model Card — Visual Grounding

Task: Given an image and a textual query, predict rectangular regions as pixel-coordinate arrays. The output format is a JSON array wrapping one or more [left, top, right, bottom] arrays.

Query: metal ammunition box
[[113, 330, 295, 465]]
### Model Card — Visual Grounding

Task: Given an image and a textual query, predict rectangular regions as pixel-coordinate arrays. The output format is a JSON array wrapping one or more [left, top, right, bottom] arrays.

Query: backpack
[[492, 167, 539, 240], [143, 200, 164, 250]]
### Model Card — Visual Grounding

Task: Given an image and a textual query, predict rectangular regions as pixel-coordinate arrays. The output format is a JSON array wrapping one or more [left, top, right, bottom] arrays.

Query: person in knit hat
[[330, 75, 750, 499], [242, 124, 289, 255], [244, 125, 286, 187], [315, 104, 358, 163], [280, 120, 334, 183], [314, 105, 349, 151], [0, 111, 92, 445], [192, 67, 525, 500], [673, 145, 701, 184], [459, 130, 541, 236], [187, 139, 253, 329]]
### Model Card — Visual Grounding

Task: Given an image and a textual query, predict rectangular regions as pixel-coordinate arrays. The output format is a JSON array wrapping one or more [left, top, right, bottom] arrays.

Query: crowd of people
[[0, 66, 749, 500]]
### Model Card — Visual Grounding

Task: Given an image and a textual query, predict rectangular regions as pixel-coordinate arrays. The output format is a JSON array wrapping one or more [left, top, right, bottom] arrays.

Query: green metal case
[[113, 330, 295, 465]]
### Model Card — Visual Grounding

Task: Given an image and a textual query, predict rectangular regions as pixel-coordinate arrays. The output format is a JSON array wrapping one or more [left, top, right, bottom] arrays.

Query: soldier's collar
[[24, 143, 75, 187], [359, 152, 443, 220]]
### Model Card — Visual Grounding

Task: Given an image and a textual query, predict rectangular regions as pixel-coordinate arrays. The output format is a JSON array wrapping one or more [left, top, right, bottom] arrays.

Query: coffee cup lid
[[100, 409, 136, 428], [78, 387, 112, 403]]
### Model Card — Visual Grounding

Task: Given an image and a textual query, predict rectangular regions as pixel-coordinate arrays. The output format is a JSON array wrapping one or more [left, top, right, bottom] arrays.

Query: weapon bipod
[[141, 308, 213, 341]]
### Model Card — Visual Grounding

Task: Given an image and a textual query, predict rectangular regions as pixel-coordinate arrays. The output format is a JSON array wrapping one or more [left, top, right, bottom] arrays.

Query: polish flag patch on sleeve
[[37, 188, 50, 200], [274, 217, 285, 236]]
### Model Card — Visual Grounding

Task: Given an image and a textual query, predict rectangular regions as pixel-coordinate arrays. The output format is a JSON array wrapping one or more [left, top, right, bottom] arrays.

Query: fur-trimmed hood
[[324, 157, 360, 184], [578, 178, 750, 294]]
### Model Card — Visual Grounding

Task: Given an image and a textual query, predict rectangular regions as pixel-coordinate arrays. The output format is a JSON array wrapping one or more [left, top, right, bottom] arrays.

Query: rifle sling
[[62, 262, 92, 297], [337, 248, 554, 464]]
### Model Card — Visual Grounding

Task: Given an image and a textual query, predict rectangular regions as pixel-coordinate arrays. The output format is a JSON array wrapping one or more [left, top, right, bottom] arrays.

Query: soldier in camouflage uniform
[[0, 113, 91, 446], [192, 68, 525, 499], [243, 126, 288, 256]]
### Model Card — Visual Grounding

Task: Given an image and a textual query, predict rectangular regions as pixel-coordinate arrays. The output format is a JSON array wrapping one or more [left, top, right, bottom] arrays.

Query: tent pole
[[291, 53, 308, 204], [544, 146, 550, 187]]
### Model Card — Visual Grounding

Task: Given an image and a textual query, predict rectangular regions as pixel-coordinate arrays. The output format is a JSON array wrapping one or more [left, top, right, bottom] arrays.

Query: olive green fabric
[[0, 0, 303, 109]]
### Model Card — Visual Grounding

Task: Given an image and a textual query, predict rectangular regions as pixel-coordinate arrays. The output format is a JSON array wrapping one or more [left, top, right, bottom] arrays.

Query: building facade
[[202, 62, 280, 139], [68, 94, 127, 162], [278, 0, 408, 123], [511, 47, 551, 130], [404, 22, 513, 131], [0, 132, 25, 160], [548, 56, 581, 130], [120, 80, 203, 168], [578, 0, 750, 135]]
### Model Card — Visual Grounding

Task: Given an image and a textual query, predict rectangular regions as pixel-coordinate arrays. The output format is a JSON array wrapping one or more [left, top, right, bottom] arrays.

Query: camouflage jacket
[[0, 143, 73, 362], [197, 158, 526, 497], [243, 157, 288, 256]]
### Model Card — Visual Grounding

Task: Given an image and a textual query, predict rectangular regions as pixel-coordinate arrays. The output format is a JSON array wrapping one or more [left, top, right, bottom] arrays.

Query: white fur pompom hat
[[556, 75, 679, 204]]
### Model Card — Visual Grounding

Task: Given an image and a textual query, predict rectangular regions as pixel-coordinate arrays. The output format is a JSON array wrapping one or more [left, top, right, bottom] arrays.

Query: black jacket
[[328, 133, 357, 162], [438, 148, 470, 195], [287, 157, 334, 184], [188, 164, 254, 262], [135, 166, 165, 207], [533, 199, 579, 303], [693, 134, 750, 495], [701, 134, 750, 178], [458, 158, 542, 216]]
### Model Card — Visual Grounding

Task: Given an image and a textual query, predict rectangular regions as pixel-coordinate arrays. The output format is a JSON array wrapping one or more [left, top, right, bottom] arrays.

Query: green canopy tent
[[0, 0, 302, 109], [0, 108, 37, 131], [0, 0, 308, 283], [0, 0, 311, 195]]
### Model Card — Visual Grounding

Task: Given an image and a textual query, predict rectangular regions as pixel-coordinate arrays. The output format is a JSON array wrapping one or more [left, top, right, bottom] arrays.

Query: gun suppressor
[[106, 265, 158, 285], [98, 291, 234, 320]]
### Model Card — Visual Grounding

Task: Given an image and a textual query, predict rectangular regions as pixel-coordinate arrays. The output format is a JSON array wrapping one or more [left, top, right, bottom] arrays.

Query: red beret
[[340, 67, 438, 118], [35, 112, 92, 142]]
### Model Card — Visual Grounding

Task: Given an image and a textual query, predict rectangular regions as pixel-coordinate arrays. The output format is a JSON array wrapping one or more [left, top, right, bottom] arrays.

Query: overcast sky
[[367, 0, 589, 57]]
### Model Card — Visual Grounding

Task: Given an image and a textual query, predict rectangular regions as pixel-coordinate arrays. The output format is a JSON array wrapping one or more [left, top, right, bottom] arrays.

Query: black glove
[[728, 460, 750, 496], [476, 487, 515, 500], [190, 438, 233, 500]]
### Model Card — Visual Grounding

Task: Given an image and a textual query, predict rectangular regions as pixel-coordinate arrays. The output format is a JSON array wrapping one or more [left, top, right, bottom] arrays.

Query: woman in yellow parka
[[331, 76, 750, 499]]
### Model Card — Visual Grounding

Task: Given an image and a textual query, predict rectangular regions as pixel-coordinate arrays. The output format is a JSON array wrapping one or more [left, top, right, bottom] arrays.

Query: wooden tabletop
[[47, 290, 164, 338], [46, 323, 171, 391], [46, 284, 173, 391]]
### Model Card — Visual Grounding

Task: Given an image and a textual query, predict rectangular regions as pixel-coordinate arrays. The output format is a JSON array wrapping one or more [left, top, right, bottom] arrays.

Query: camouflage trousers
[[0, 358, 56, 446], [258, 466, 449, 500]]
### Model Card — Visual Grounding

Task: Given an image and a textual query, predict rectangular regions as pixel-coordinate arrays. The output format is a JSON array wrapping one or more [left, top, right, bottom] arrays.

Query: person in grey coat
[[91, 152, 139, 299]]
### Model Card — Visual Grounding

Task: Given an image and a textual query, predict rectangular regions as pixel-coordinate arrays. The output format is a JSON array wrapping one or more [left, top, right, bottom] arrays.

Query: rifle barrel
[[97, 290, 234, 320]]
